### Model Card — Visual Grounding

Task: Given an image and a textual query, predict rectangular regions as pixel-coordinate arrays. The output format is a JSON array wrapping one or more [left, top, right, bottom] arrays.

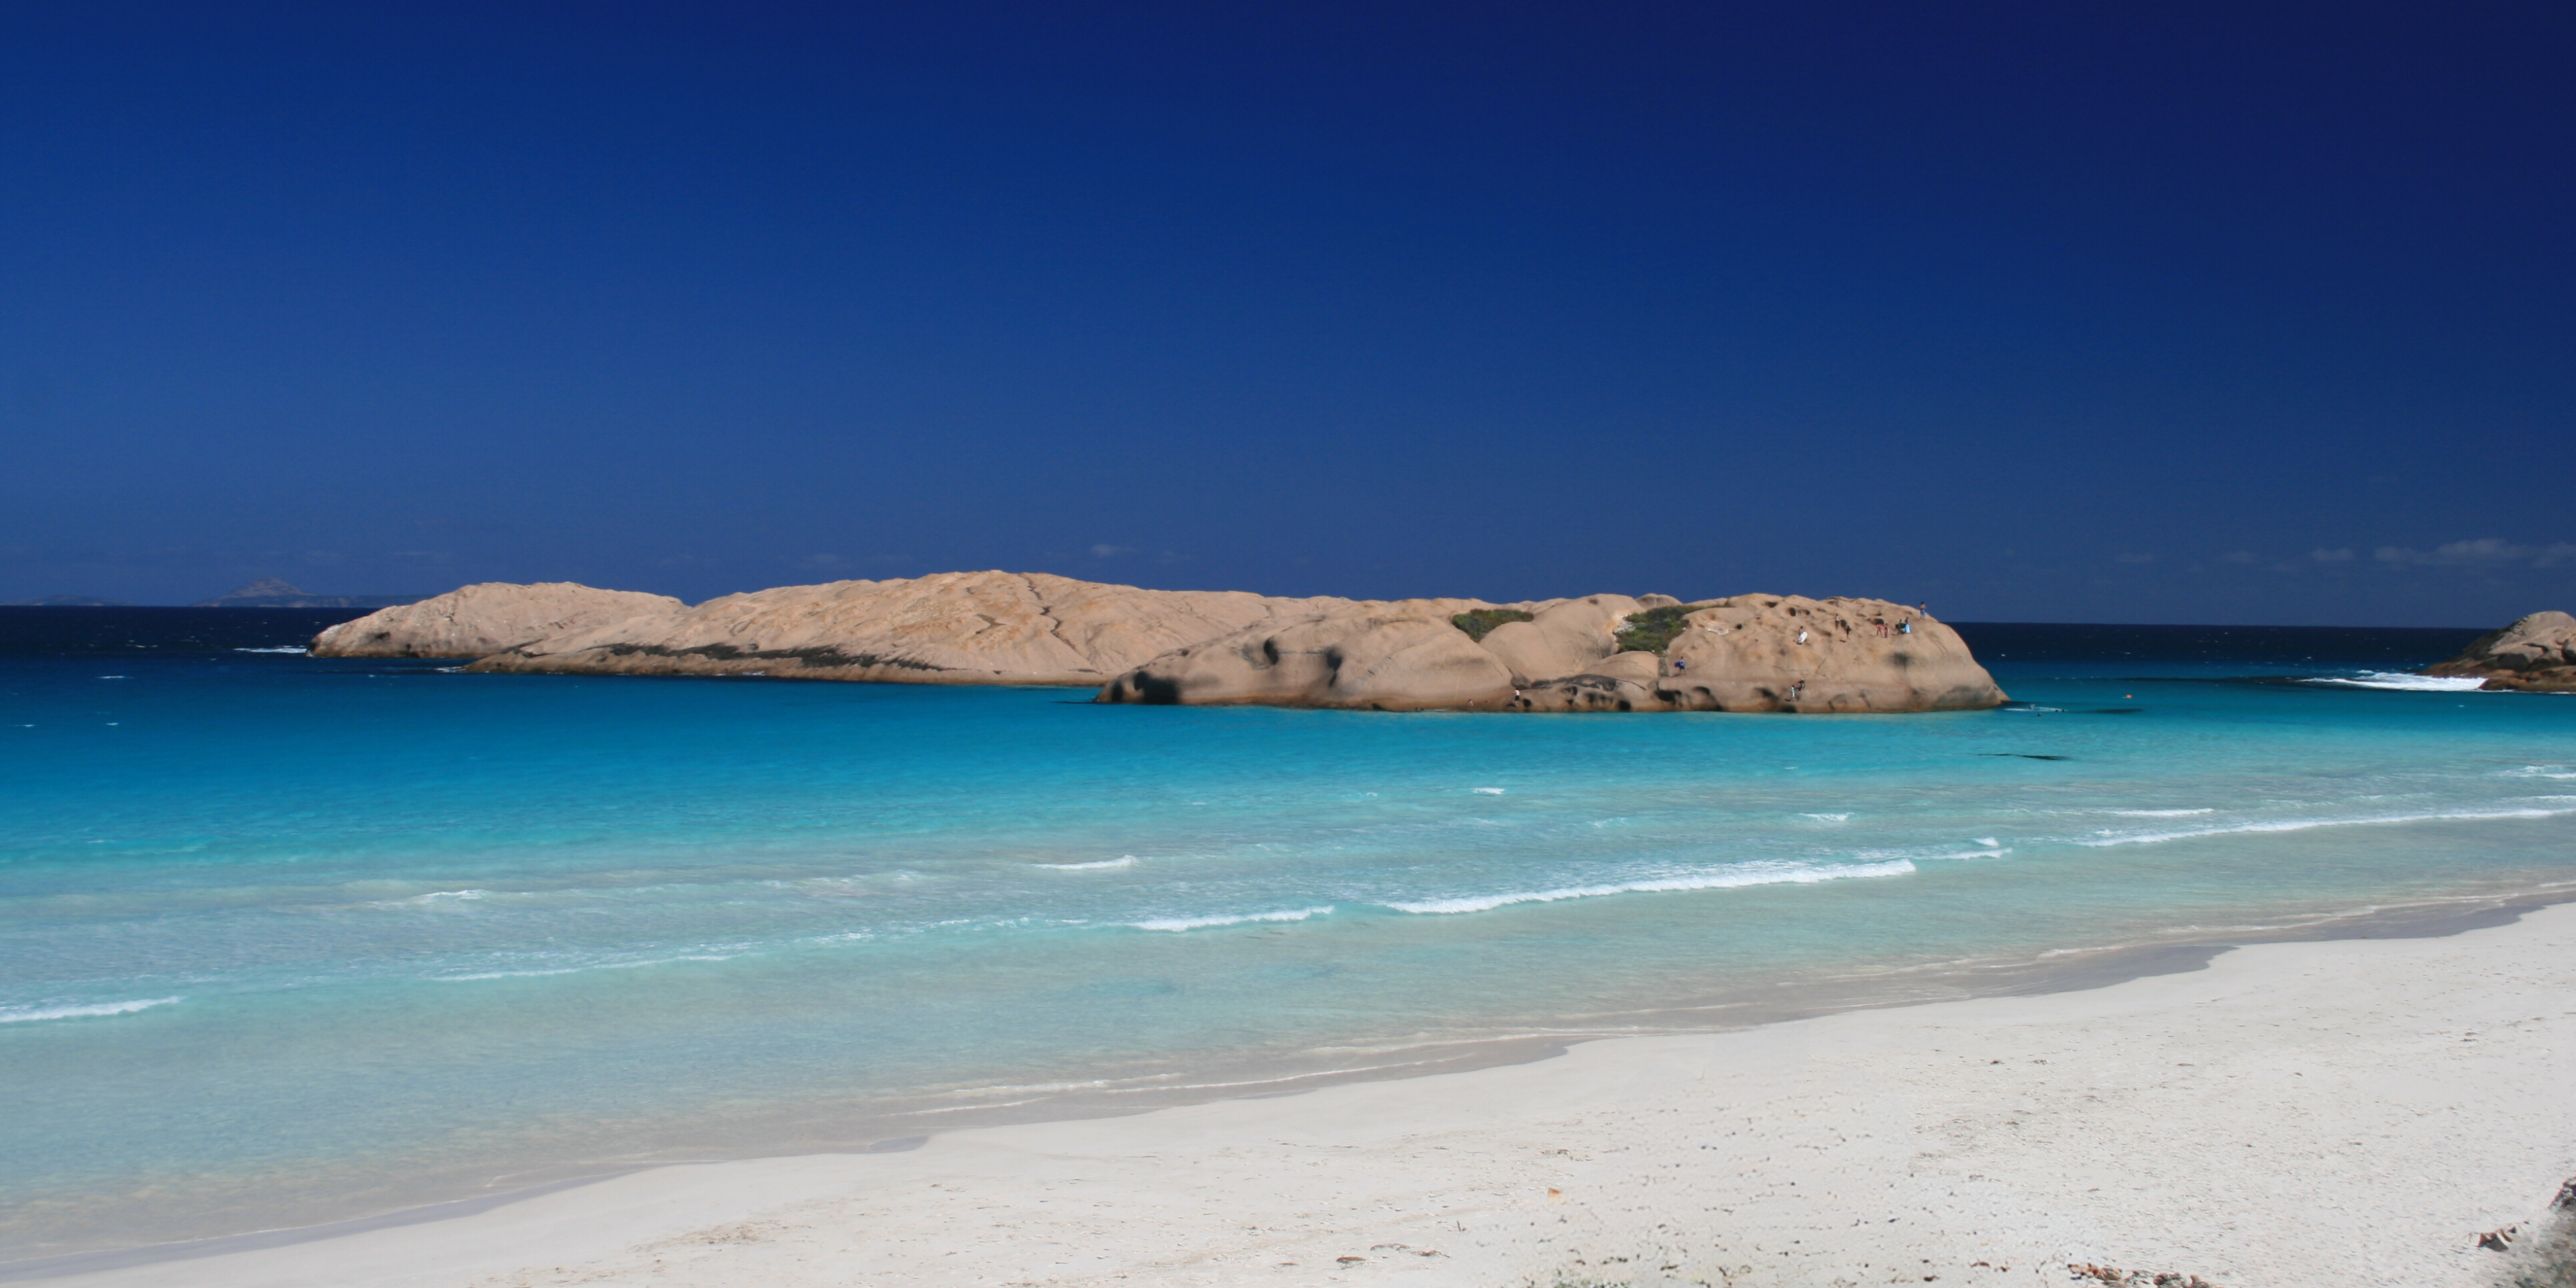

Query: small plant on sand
[[1613, 604, 1708, 655], [1452, 609, 1534, 642]]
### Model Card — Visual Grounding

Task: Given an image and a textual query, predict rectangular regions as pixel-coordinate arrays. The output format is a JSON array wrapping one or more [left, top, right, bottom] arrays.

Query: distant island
[[312, 573, 2008, 713], [191, 579, 429, 609], [5, 579, 429, 609]]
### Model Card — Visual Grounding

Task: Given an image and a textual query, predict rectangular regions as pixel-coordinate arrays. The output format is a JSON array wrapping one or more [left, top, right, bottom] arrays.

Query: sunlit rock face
[[316, 573, 2008, 713], [311, 583, 686, 658], [2423, 610, 2576, 692], [467, 571, 1355, 686]]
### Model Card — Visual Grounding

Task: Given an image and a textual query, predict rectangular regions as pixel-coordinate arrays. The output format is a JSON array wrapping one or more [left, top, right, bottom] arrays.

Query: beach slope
[[40, 904, 2576, 1288]]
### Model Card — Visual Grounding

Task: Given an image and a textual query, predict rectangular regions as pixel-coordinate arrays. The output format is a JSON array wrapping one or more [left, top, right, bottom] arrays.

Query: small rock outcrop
[[2424, 611, 2576, 692], [311, 583, 686, 658], [1096, 602, 1519, 711], [1509, 595, 2002, 712], [468, 571, 1353, 686], [1648, 594, 2002, 712]]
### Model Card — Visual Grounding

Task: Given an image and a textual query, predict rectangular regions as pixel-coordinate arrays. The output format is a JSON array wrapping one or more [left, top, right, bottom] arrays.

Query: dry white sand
[[43, 903, 2576, 1288]]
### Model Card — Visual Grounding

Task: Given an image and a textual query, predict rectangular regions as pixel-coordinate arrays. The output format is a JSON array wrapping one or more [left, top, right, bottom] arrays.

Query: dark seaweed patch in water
[[1978, 753, 2071, 761]]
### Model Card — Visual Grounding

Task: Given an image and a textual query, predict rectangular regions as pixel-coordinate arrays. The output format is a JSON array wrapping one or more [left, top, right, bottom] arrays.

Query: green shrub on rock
[[1614, 604, 1708, 655], [1450, 608, 1534, 642]]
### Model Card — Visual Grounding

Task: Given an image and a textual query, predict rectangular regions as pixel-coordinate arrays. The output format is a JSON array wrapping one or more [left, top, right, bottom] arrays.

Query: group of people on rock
[[1866, 603, 1928, 638]]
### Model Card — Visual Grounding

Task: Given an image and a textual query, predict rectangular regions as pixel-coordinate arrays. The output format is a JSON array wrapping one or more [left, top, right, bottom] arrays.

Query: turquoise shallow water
[[2, 613, 2572, 1257]]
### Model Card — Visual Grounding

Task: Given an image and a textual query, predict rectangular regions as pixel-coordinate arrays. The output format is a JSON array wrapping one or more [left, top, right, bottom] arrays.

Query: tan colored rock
[[1095, 602, 1518, 711], [469, 571, 1354, 686], [309, 583, 685, 659], [1589, 650, 1667, 683], [365, 572, 2004, 715], [1476, 595, 1640, 683], [2423, 611, 2576, 692], [1649, 594, 2004, 713]]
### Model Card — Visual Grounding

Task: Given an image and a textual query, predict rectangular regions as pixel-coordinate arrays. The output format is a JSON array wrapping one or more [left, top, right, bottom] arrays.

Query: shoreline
[[16, 885, 2576, 1286]]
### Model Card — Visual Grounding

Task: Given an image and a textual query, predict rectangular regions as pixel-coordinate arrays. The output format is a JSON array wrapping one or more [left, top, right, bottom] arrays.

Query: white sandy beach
[[42, 903, 2576, 1288]]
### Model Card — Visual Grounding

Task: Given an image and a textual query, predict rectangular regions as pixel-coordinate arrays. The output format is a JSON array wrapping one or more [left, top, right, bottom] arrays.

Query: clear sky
[[3, 3, 2569, 624]]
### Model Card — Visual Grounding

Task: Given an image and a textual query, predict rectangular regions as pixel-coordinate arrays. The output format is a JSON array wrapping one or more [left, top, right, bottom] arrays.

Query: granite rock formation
[[1475, 594, 1641, 684], [312, 582, 687, 658], [1499, 595, 2001, 713], [1095, 601, 1520, 711], [2423, 611, 2576, 692], [1101, 592, 2002, 713], [467, 571, 1354, 686], [310, 572, 2006, 714]]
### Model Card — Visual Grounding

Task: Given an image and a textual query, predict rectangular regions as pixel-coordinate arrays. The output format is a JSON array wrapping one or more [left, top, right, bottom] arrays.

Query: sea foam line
[[0, 997, 179, 1024], [1129, 906, 1334, 932], [232, 645, 309, 655], [1385, 859, 1917, 915], [2300, 671, 2487, 692], [2105, 808, 2213, 817], [433, 953, 738, 981], [2078, 807, 2575, 848], [1037, 857, 1137, 870]]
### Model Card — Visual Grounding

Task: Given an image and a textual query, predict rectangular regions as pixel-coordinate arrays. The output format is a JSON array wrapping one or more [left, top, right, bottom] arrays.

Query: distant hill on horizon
[[189, 579, 427, 609], [3, 594, 137, 607]]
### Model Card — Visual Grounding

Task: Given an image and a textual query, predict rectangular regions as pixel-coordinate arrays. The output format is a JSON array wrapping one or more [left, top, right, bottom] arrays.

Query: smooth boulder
[[1477, 594, 1641, 684], [1096, 602, 1518, 711], [1511, 594, 2003, 713]]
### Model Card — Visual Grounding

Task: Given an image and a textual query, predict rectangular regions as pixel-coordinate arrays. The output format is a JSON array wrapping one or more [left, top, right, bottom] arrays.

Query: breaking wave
[[1384, 859, 1917, 915], [2301, 671, 2487, 692], [2078, 807, 2574, 847], [0, 998, 179, 1024], [1129, 906, 1334, 932]]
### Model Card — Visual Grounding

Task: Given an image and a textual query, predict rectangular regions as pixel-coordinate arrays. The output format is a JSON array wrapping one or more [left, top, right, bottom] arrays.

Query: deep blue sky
[[3, 3, 2569, 624]]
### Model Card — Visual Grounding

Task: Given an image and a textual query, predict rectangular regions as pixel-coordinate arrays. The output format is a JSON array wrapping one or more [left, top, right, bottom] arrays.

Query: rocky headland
[[311, 573, 2006, 713], [2423, 611, 2576, 693], [311, 583, 688, 658]]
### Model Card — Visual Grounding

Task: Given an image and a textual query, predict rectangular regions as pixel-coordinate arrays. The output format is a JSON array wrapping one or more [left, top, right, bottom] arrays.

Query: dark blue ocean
[[3, 608, 2571, 1259]]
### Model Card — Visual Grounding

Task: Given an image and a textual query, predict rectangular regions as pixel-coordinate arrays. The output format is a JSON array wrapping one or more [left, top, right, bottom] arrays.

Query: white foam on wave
[[2301, 671, 2488, 692], [232, 646, 309, 655], [1129, 906, 1334, 932], [1974, 838, 2001, 847], [2079, 807, 2575, 848], [433, 954, 737, 982], [1037, 857, 1137, 870], [0, 997, 179, 1024], [1801, 812, 1852, 822], [1473, 787, 1507, 795], [2106, 808, 2215, 817], [421, 889, 487, 900], [1385, 859, 1916, 915]]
